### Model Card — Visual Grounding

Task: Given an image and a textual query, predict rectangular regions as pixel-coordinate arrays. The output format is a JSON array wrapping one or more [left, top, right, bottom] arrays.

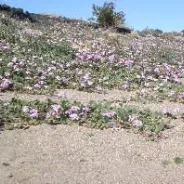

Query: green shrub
[[155, 29, 163, 34], [92, 1, 125, 27], [138, 28, 163, 37]]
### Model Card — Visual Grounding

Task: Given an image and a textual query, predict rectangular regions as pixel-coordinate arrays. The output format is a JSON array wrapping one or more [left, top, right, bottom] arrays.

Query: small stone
[[2, 162, 10, 166], [8, 173, 13, 178]]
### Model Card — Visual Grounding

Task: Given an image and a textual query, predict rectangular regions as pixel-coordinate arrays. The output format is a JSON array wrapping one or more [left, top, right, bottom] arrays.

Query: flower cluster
[[65, 105, 80, 120], [102, 111, 116, 119], [76, 52, 103, 62], [0, 78, 13, 92], [163, 106, 183, 118], [128, 114, 143, 127], [46, 104, 62, 119], [0, 42, 11, 52], [22, 106, 39, 118]]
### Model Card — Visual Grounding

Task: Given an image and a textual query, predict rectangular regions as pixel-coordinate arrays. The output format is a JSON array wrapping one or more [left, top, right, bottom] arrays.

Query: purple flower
[[173, 77, 180, 83], [69, 113, 79, 120], [46, 111, 60, 119], [70, 106, 80, 112], [122, 82, 129, 89], [108, 55, 116, 63], [180, 92, 184, 98], [65, 106, 80, 115], [93, 54, 103, 61], [51, 104, 61, 112], [38, 81, 45, 85], [168, 91, 175, 97], [80, 81, 86, 87], [40, 76, 46, 80], [124, 60, 134, 67], [163, 107, 181, 116], [87, 80, 93, 86], [76, 52, 87, 61], [128, 115, 143, 127], [29, 109, 39, 118], [86, 54, 93, 60], [46, 104, 63, 119], [102, 111, 116, 118], [75, 68, 83, 75], [34, 83, 41, 88], [0, 42, 11, 51], [83, 73, 90, 80], [0, 79, 13, 91], [153, 67, 160, 74], [128, 115, 138, 122], [82, 106, 90, 113], [131, 120, 143, 127]]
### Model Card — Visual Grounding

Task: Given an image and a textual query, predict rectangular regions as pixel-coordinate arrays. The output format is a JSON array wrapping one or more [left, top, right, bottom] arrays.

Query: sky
[[1, 0, 184, 32]]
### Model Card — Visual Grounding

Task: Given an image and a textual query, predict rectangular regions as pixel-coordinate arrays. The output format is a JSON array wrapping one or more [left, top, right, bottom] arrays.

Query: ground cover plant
[[0, 98, 170, 138], [1, 11, 184, 103]]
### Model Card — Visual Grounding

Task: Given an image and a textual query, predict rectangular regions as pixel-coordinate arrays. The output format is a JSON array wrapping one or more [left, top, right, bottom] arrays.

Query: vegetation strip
[[0, 98, 170, 136], [1, 91, 184, 119]]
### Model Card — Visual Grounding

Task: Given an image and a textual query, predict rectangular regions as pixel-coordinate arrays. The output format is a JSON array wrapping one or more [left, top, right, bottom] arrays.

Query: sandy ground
[[1, 89, 184, 184], [1, 124, 184, 184]]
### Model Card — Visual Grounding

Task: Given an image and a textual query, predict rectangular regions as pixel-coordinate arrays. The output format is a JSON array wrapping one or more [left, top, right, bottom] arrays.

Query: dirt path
[[1, 124, 184, 184], [0, 89, 135, 104], [1, 89, 184, 116], [1, 89, 184, 184]]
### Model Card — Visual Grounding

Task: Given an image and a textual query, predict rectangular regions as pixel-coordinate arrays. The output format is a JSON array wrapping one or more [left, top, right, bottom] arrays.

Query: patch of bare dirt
[[1, 124, 184, 184]]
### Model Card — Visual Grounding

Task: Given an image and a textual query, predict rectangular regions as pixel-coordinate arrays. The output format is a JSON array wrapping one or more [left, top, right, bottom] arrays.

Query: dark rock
[[0, 4, 11, 12], [115, 26, 132, 34], [0, 3, 37, 23], [2, 162, 10, 166], [10, 9, 36, 23]]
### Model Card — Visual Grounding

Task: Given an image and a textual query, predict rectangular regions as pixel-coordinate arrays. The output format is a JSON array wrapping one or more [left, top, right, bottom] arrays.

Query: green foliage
[[0, 98, 169, 137], [0, 20, 19, 42], [155, 29, 163, 34], [162, 157, 183, 167], [138, 28, 163, 37], [174, 157, 183, 164], [92, 1, 125, 27], [17, 37, 76, 58]]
